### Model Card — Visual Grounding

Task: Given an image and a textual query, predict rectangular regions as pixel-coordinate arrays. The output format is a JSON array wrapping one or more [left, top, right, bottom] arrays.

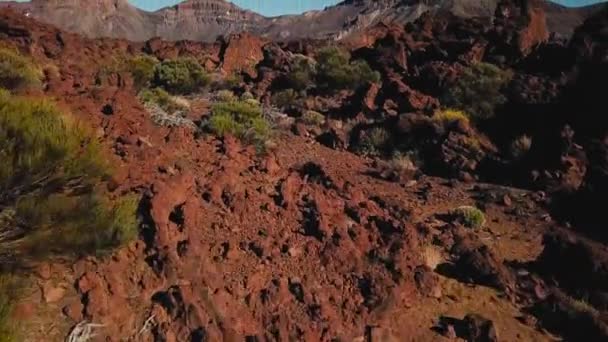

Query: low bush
[[316, 47, 380, 92], [223, 73, 242, 89], [433, 108, 470, 125], [301, 110, 325, 126], [153, 58, 210, 94], [271, 89, 299, 111], [127, 55, 158, 90], [0, 92, 139, 262], [452, 206, 486, 228], [215, 90, 237, 102], [14, 193, 139, 257], [359, 127, 391, 156], [286, 55, 316, 91], [442, 62, 512, 121], [388, 153, 418, 174], [208, 100, 272, 148], [0, 47, 42, 91], [139, 87, 188, 114], [240, 91, 255, 101]]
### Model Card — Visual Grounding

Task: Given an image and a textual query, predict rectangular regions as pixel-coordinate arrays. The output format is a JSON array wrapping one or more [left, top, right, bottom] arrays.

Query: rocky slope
[[0, 0, 603, 41], [0, 0, 607, 340]]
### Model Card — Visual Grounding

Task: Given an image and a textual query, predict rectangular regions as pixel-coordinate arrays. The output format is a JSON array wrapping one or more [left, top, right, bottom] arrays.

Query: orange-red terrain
[[2, 0, 608, 341]]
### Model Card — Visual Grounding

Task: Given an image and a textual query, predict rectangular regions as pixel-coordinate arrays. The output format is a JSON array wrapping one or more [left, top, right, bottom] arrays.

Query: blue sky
[[4, 0, 606, 16]]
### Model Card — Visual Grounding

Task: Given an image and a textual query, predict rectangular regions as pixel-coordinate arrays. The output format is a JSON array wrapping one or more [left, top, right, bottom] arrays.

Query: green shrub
[[215, 90, 236, 102], [287, 55, 316, 91], [359, 127, 391, 155], [301, 110, 325, 126], [240, 91, 255, 101], [127, 55, 158, 90], [0, 47, 42, 91], [443, 62, 512, 121], [316, 47, 380, 92], [209, 100, 272, 147], [15, 193, 139, 256], [271, 89, 299, 110], [452, 206, 486, 228], [153, 58, 210, 94], [139, 87, 187, 114], [0, 92, 138, 261]]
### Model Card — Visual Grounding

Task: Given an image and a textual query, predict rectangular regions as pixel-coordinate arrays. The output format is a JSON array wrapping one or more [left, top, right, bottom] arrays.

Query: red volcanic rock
[[221, 32, 265, 78], [385, 74, 439, 113], [363, 82, 380, 112]]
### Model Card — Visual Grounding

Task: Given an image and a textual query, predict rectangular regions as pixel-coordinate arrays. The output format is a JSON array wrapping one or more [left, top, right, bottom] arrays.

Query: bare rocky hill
[[0, 0, 603, 41]]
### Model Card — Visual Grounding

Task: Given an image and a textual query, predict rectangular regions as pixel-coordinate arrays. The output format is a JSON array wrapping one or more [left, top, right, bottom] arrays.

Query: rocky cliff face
[[0, 0, 603, 42]]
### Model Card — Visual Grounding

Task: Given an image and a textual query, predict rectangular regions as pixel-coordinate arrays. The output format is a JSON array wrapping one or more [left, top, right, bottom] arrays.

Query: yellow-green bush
[[0, 91, 107, 194], [443, 62, 512, 121], [209, 100, 272, 147], [452, 206, 486, 228], [433, 108, 470, 124], [15, 193, 139, 257], [0, 47, 42, 91], [316, 47, 380, 92], [215, 89, 237, 102], [0, 92, 138, 261], [138, 87, 187, 114], [153, 57, 210, 94], [127, 55, 158, 90], [301, 110, 325, 126]]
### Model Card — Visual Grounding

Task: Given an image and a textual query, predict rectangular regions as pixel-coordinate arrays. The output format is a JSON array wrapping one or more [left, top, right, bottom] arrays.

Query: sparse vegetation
[[423, 246, 443, 270], [0, 47, 42, 91], [301, 110, 325, 126], [138, 87, 188, 114], [433, 108, 470, 125], [316, 47, 380, 92], [271, 88, 300, 111], [153, 57, 210, 94], [359, 127, 391, 155], [388, 153, 418, 174], [0, 92, 139, 262], [208, 100, 272, 148], [215, 89, 237, 102], [240, 91, 255, 101], [452, 206, 486, 228], [223, 73, 243, 89], [510, 134, 532, 159], [286, 55, 316, 91], [127, 55, 158, 90], [443, 62, 512, 121]]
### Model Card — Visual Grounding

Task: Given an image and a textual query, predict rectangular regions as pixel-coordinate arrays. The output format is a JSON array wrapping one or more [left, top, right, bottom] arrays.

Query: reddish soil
[[2, 1, 608, 341]]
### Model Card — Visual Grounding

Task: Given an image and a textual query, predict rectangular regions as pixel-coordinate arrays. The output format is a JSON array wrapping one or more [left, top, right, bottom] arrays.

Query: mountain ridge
[[0, 0, 604, 41]]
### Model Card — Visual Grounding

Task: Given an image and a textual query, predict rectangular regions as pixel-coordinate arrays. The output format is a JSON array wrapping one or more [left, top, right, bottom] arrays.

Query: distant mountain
[[0, 0, 604, 42]]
